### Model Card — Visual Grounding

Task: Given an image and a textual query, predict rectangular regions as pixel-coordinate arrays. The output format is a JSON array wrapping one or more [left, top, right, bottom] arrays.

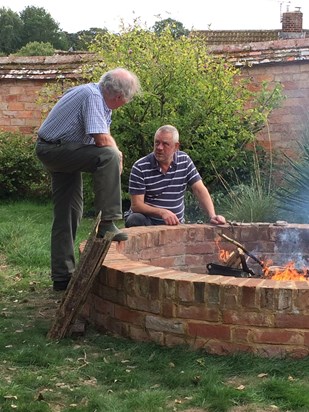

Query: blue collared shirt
[[38, 83, 111, 144]]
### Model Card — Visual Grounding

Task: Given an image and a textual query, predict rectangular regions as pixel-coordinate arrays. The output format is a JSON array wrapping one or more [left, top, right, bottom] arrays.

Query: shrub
[[213, 146, 280, 223], [15, 41, 55, 56], [0, 132, 50, 200], [0, 132, 115, 215], [276, 130, 309, 223], [87, 24, 283, 194]]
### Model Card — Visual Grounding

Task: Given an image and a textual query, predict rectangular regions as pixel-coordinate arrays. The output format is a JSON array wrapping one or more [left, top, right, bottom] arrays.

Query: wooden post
[[47, 215, 113, 340]]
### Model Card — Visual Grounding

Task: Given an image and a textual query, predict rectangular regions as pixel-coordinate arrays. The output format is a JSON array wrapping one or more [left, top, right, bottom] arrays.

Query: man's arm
[[130, 194, 180, 225], [191, 180, 226, 224]]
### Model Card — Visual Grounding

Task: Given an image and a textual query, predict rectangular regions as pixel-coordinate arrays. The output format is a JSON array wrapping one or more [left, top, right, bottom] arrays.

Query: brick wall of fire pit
[[82, 223, 309, 358]]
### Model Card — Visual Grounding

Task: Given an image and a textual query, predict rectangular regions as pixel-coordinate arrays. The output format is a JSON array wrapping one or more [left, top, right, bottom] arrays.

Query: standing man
[[125, 125, 225, 227], [36, 67, 141, 291]]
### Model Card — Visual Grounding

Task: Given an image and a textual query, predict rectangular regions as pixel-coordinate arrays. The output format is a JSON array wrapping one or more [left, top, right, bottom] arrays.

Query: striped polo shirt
[[38, 83, 111, 144], [128, 151, 201, 224]]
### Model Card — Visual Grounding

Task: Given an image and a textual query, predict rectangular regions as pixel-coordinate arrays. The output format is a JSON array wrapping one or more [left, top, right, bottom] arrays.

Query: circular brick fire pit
[[82, 223, 309, 358]]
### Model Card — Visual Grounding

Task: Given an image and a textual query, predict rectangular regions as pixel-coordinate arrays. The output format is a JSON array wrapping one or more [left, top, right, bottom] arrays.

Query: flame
[[216, 238, 232, 263], [219, 249, 230, 262], [263, 261, 308, 281], [215, 238, 308, 281]]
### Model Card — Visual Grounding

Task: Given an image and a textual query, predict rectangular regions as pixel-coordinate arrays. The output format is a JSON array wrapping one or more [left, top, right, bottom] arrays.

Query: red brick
[[127, 295, 160, 314], [164, 334, 187, 347], [114, 304, 145, 326], [232, 327, 251, 343], [200, 340, 253, 355], [275, 314, 309, 329], [162, 301, 176, 318], [223, 310, 274, 327], [177, 305, 219, 322], [253, 329, 303, 345], [188, 322, 231, 340], [178, 280, 194, 302], [129, 325, 151, 342]]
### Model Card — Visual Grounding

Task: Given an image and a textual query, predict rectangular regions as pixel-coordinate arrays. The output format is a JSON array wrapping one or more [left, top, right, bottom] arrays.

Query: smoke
[[275, 229, 309, 268]]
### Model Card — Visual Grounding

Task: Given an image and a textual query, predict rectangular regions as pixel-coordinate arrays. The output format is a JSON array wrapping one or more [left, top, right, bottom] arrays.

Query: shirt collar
[[95, 83, 112, 116], [102, 96, 112, 116], [149, 151, 178, 170]]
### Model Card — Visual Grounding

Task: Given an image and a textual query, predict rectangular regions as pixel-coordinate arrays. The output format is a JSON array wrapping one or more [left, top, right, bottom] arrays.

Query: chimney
[[281, 9, 303, 32]]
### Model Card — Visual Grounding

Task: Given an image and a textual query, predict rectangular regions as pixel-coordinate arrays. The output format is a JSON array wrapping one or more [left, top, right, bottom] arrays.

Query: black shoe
[[97, 221, 128, 242], [53, 279, 70, 291]]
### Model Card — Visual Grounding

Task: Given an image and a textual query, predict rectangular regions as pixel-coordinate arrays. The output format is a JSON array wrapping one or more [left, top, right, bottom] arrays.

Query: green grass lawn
[[1, 201, 309, 412]]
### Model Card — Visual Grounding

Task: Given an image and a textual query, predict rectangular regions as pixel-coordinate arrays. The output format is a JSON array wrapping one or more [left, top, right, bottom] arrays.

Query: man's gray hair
[[99, 67, 141, 101], [155, 125, 179, 143]]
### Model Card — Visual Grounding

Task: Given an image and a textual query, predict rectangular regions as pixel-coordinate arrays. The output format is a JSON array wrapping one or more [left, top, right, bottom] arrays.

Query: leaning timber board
[[47, 215, 113, 340]]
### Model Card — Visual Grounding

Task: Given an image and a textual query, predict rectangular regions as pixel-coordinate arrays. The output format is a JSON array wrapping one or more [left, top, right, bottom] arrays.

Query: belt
[[38, 137, 61, 144]]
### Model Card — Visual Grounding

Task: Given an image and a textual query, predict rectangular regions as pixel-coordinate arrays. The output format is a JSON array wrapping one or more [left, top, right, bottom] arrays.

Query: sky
[[1, 0, 309, 33]]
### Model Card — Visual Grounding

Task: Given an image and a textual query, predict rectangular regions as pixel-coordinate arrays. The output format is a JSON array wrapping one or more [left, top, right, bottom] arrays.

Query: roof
[[208, 37, 309, 67], [193, 29, 309, 45], [0, 52, 98, 80], [1, 37, 309, 81]]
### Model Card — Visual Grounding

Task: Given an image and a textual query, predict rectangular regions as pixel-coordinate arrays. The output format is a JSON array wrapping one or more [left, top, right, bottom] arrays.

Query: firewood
[[219, 233, 265, 268], [225, 248, 242, 267]]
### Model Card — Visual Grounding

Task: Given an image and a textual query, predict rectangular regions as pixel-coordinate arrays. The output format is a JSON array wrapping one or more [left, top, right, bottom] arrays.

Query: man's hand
[[161, 209, 180, 225], [93, 133, 117, 147], [209, 214, 226, 225]]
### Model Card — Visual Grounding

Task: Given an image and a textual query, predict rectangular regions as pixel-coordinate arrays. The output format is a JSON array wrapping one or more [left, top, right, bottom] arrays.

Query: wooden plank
[[47, 214, 113, 340]]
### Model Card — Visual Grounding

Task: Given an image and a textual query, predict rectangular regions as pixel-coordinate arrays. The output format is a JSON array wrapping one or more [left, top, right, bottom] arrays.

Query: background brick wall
[[246, 61, 309, 157], [0, 51, 309, 157], [0, 79, 45, 134]]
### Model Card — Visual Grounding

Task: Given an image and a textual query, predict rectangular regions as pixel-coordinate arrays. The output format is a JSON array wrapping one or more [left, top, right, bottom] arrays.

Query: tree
[[152, 18, 189, 38], [0, 7, 23, 54], [86, 23, 283, 193], [15, 41, 55, 56], [65, 28, 108, 51], [20, 6, 68, 50]]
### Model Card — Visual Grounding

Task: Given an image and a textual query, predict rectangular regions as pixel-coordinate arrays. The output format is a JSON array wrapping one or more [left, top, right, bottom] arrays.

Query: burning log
[[216, 234, 308, 280], [206, 233, 264, 278], [207, 242, 259, 277], [219, 233, 265, 269], [224, 248, 243, 267]]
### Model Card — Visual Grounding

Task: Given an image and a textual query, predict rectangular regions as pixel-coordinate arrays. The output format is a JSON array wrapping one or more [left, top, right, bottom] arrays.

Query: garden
[[1, 23, 309, 411]]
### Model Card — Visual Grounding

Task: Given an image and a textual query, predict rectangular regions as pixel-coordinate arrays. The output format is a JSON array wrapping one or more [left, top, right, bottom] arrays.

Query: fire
[[219, 249, 230, 262], [216, 239, 232, 263], [217, 244, 308, 281], [263, 261, 308, 281], [216, 237, 308, 281]]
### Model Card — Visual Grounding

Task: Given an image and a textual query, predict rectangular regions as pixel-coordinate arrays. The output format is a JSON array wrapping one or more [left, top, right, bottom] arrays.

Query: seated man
[[125, 125, 226, 227]]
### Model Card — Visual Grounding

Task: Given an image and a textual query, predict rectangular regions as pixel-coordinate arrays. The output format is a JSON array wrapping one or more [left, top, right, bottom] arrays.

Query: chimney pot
[[282, 10, 303, 32]]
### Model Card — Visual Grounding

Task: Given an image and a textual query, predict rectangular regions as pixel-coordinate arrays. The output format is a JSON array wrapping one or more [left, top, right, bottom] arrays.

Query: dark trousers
[[36, 140, 122, 281], [125, 212, 163, 227]]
